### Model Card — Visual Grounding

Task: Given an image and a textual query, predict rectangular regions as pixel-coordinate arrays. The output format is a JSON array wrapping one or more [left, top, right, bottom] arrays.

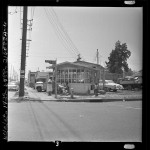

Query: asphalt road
[[8, 99, 142, 142]]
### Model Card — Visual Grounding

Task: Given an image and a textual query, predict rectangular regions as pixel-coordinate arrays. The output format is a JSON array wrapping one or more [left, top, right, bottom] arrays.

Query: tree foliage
[[105, 41, 131, 74]]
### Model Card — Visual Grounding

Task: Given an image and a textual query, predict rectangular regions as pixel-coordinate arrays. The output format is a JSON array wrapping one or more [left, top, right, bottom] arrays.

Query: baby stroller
[[58, 84, 69, 95]]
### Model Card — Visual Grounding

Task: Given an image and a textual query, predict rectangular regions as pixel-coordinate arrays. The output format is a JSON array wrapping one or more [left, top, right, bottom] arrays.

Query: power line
[[48, 8, 76, 56], [50, 8, 87, 61], [50, 8, 80, 56], [45, 8, 76, 57], [25, 54, 75, 58], [46, 7, 85, 60], [50, 8, 86, 61], [44, 8, 76, 59], [8, 7, 18, 15]]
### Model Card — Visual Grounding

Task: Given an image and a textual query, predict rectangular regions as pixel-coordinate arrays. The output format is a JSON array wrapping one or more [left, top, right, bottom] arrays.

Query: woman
[[94, 83, 99, 96], [47, 79, 52, 96]]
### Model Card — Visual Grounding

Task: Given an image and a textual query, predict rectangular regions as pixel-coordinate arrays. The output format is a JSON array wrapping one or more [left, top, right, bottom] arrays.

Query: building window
[[65, 70, 68, 78], [72, 69, 77, 82], [61, 79, 64, 83], [60, 70, 64, 78], [57, 68, 93, 84], [69, 69, 73, 83], [72, 79, 76, 83], [69, 79, 71, 83], [84, 70, 91, 83]]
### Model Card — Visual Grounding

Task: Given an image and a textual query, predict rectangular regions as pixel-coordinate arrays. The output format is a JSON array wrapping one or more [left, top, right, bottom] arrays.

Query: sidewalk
[[56, 93, 142, 102], [11, 86, 58, 102], [8, 86, 142, 102]]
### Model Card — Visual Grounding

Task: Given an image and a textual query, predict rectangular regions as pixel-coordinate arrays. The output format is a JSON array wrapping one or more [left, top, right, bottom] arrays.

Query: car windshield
[[36, 78, 46, 83], [99, 80, 115, 84], [105, 80, 114, 83]]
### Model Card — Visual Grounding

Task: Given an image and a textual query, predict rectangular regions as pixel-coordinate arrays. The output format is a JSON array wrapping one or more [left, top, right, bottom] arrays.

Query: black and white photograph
[[7, 5, 143, 143]]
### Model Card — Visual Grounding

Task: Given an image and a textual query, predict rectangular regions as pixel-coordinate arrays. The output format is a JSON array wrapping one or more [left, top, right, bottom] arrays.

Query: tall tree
[[105, 41, 131, 74]]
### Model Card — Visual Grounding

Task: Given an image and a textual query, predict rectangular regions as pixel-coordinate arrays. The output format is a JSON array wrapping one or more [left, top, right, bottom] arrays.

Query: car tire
[[104, 87, 109, 92], [127, 85, 132, 90], [37, 87, 42, 92], [113, 89, 117, 92], [108, 88, 111, 92]]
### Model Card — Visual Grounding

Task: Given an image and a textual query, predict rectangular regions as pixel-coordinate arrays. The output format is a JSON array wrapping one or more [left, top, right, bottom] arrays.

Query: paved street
[[8, 98, 142, 142]]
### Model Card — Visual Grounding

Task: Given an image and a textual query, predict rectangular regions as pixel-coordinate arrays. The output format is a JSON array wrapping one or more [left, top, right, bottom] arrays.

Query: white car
[[99, 80, 124, 92], [8, 82, 19, 91]]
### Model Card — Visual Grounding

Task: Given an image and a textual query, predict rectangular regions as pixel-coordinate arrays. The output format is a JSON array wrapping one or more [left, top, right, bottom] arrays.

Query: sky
[[8, 6, 143, 79]]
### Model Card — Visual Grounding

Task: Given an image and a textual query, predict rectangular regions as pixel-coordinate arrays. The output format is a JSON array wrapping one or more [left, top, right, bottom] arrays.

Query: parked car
[[117, 76, 142, 90], [99, 80, 124, 92], [8, 81, 19, 91]]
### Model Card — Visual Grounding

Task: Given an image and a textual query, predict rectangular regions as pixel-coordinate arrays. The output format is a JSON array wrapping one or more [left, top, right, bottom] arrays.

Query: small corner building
[[54, 60, 104, 94]]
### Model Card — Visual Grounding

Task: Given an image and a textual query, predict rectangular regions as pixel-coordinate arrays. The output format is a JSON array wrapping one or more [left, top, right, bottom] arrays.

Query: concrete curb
[[8, 96, 142, 103], [9, 91, 142, 103], [29, 98, 142, 102]]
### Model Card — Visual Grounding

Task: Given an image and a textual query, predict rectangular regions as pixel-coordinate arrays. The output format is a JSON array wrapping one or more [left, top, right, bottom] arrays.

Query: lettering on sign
[[20, 70, 25, 73], [45, 60, 56, 64], [20, 75, 25, 78]]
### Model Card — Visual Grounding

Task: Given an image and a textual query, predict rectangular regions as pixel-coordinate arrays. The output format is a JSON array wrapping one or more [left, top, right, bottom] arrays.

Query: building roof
[[74, 60, 104, 69], [55, 61, 104, 71]]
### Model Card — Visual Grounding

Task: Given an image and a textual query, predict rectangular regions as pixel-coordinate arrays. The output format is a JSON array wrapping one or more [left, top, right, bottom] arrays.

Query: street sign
[[20, 75, 25, 78], [20, 70, 25, 73], [46, 66, 54, 69], [45, 60, 56, 64]]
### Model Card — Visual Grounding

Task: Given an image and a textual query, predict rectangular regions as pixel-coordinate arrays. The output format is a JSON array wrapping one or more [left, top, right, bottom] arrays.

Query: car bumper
[[8, 88, 18, 91]]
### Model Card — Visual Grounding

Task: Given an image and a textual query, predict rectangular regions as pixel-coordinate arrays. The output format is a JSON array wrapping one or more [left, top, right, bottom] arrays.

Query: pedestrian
[[65, 81, 69, 93], [94, 83, 99, 97], [47, 79, 52, 96]]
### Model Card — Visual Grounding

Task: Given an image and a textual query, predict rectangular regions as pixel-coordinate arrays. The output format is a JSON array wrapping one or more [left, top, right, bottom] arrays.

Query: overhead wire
[[45, 8, 76, 58], [26, 54, 75, 58], [50, 7, 85, 61], [50, 8, 79, 56], [44, 8, 77, 59], [8, 6, 18, 15], [8, 7, 22, 75]]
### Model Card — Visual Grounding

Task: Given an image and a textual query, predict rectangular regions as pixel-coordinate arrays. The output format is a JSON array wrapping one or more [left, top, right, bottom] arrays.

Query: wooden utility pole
[[19, 6, 28, 97]]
